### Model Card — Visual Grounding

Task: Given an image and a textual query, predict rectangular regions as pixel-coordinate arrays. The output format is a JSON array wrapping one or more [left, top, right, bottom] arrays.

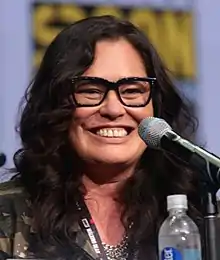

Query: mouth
[[89, 127, 134, 138]]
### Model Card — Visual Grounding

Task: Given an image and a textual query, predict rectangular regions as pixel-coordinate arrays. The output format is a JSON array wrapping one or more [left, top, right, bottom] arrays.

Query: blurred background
[[0, 0, 219, 176]]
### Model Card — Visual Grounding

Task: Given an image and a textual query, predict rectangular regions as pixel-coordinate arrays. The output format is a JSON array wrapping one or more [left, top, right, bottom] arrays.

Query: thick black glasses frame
[[71, 76, 156, 107]]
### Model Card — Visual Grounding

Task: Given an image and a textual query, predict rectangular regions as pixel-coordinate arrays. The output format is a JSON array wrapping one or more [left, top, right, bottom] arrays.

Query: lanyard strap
[[76, 198, 109, 260]]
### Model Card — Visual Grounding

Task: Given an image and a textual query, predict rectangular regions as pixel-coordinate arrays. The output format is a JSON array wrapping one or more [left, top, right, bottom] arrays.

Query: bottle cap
[[167, 194, 188, 211]]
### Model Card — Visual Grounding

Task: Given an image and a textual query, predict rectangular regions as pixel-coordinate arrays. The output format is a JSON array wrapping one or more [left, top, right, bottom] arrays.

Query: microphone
[[0, 153, 6, 167], [138, 117, 220, 188]]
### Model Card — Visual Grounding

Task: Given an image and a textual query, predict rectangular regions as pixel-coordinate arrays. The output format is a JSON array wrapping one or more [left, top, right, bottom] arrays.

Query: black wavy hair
[[14, 15, 201, 259]]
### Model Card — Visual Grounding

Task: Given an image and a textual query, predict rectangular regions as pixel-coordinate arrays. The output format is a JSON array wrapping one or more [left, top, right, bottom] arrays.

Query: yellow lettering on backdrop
[[33, 5, 59, 67], [33, 4, 194, 78], [130, 9, 159, 53], [161, 12, 194, 78], [130, 9, 194, 78], [33, 5, 86, 67], [33, 5, 60, 46], [59, 4, 86, 23]]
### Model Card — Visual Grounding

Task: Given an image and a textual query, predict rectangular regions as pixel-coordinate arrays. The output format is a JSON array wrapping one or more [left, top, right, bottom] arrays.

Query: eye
[[121, 88, 145, 94], [76, 87, 104, 94], [119, 81, 150, 95], [74, 83, 106, 101], [74, 82, 106, 94]]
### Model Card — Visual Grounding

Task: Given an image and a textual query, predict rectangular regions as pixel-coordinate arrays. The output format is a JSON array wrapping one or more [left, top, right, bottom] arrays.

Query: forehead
[[83, 38, 147, 80]]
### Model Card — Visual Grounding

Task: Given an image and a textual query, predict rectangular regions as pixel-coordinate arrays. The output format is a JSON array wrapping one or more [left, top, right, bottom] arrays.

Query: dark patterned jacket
[[0, 179, 98, 260]]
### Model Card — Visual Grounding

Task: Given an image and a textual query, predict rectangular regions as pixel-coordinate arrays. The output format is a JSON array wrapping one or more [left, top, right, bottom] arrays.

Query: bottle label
[[161, 247, 182, 260], [183, 249, 202, 260]]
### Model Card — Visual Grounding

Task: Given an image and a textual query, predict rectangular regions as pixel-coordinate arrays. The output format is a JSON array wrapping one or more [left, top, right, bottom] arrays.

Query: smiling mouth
[[89, 127, 134, 138]]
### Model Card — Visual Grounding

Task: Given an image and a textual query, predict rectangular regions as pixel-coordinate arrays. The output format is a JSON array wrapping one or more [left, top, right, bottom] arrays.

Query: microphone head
[[138, 117, 172, 148], [0, 153, 6, 167]]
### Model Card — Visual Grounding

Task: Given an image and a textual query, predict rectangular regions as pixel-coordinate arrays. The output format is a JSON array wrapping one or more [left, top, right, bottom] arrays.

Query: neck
[[82, 163, 134, 199], [82, 175, 123, 199], [82, 174, 128, 245], [80, 164, 135, 245]]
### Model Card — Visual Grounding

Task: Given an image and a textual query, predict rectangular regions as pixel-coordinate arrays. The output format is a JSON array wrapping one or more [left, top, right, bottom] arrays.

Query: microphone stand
[[201, 184, 220, 260]]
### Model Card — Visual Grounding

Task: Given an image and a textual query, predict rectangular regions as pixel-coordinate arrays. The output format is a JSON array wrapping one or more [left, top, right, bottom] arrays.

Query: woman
[[0, 15, 201, 260]]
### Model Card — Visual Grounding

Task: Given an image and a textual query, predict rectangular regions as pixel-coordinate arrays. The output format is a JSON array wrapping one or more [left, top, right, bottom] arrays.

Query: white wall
[[0, 0, 31, 167], [195, 1, 220, 156]]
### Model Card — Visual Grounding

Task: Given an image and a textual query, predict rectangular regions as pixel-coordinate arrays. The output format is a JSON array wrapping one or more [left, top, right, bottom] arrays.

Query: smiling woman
[[0, 15, 201, 260]]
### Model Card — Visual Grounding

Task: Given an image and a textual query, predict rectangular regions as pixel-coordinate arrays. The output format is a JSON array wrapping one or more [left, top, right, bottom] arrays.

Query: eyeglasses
[[69, 76, 156, 107]]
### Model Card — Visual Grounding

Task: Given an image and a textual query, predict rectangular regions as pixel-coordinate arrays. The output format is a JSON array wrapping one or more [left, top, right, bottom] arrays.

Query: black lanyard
[[76, 198, 109, 260]]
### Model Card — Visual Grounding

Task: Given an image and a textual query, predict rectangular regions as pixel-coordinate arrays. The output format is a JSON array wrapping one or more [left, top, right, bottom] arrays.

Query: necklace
[[102, 234, 129, 260]]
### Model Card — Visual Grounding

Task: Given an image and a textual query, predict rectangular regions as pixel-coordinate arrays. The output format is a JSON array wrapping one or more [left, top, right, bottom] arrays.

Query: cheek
[[71, 107, 99, 129], [68, 121, 80, 149], [68, 110, 88, 143], [68, 118, 88, 157], [126, 101, 154, 123], [72, 107, 91, 121], [68, 107, 100, 147]]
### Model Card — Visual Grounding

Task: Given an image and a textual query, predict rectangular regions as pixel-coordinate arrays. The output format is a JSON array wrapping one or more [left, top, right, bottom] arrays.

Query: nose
[[99, 90, 126, 119]]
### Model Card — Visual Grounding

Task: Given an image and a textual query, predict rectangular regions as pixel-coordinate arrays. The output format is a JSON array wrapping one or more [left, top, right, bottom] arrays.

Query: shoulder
[[0, 178, 30, 220], [0, 178, 31, 230], [0, 178, 33, 258], [0, 179, 30, 258], [0, 178, 26, 203], [0, 178, 29, 221]]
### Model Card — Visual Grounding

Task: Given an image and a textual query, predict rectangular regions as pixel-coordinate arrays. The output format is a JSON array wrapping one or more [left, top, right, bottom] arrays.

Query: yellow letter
[[59, 4, 86, 23], [157, 11, 195, 78], [33, 5, 61, 47], [129, 9, 160, 54]]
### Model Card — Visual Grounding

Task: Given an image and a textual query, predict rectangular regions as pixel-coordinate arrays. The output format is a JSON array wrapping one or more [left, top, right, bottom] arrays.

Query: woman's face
[[69, 38, 154, 168]]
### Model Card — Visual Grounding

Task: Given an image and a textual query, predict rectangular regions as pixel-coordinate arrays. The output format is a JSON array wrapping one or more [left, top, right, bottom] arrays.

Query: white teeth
[[113, 129, 119, 137], [96, 128, 128, 137], [108, 129, 113, 137]]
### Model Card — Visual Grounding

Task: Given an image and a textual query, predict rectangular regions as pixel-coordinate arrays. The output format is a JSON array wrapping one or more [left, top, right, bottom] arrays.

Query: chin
[[92, 154, 139, 166]]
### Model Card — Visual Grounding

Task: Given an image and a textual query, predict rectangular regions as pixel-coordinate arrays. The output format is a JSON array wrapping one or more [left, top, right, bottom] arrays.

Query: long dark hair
[[14, 15, 201, 259]]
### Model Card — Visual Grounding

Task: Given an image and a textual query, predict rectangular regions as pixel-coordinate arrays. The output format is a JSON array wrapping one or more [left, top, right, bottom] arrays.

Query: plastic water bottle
[[158, 194, 202, 260]]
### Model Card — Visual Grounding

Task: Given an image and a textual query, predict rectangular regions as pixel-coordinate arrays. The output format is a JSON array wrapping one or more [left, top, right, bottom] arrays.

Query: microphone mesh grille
[[138, 117, 171, 148]]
